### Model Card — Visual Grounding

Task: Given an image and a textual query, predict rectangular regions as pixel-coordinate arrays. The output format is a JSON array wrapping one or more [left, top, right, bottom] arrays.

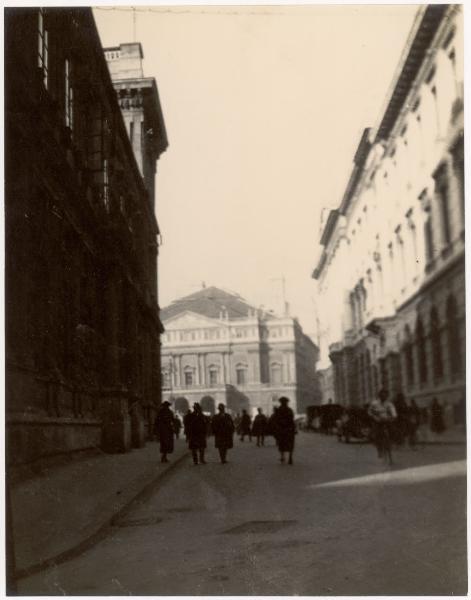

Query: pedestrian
[[211, 403, 235, 464], [183, 409, 192, 442], [393, 392, 409, 446], [239, 409, 252, 442], [271, 397, 296, 465], [407, 397, 421, 449], [153, 401, 175, 463], [430, 397, 446, 434], [173, 414, 182, 439], [252, 408, 268, 447], [368, 389, 397, 465], [186, 402, 207, 465]]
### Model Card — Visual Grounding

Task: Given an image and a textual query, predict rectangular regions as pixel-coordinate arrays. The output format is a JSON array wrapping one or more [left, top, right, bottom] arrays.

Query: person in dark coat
[[407, 397, 421, 449], [187, 403, 207, 465], [173, 414, 182, 439], [239, 409, 252, 442], [153, 401, 175, 463], [183, 409, 192, 442], [252, 408, 268, 447], [211, 403, 235, 464], [430, 397, 446, 434], [271, 397, 296, 465], [393, 392, 409, 445]]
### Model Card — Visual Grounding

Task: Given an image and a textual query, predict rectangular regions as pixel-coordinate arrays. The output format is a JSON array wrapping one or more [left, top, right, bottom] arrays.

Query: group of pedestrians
[[153, 397, 297, 465], [367, 389, 449, 465]]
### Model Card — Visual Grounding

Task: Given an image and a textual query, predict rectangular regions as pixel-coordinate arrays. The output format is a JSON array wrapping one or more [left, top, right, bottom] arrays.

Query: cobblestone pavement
[[18, 432, 467, 595]]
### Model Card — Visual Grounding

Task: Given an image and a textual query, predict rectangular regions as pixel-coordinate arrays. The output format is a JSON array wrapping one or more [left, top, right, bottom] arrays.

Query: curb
[[15, 450, 190, 581]]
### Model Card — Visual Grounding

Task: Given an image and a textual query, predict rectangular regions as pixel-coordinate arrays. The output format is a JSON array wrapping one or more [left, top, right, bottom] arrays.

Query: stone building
[[5, 8, 168, 466], [160, 287, 319, 416], [313, 5, 464, 425]]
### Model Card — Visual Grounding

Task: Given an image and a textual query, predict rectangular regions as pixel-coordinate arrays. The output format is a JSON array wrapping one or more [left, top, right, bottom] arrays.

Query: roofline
[[374, 4, 449, 142], [319, 209, 339, 247]]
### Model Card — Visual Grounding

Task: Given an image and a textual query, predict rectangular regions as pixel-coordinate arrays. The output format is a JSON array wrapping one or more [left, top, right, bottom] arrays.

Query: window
[[103, 158, 110, 210], [447, 295, 462, 376], [162, 370, 171, 389], [271, 363, 282, 385], [38, 9, 49, 89], [65, 59, 74, 131], [209, 367, 218, 386], [129, 121, 134, 146], [422, 203, 434, 264], [430, 308, 443, 380], [404, 326, 415, 387], [416, 318, 428, 385], [184, 369, 193, 387], [451, 137, 465, 220], [236, 365, 247, 386], [434, 167, 451, 246]]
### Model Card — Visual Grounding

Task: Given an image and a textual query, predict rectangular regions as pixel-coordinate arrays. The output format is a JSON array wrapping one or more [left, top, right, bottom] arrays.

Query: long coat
[[212, 413, 235, 449], [252, 414, 268, 436], [239, 413, 252, 435], [154, 406, 175, 454], [271, 405, 296, 452], [186, 412, 207, 450]]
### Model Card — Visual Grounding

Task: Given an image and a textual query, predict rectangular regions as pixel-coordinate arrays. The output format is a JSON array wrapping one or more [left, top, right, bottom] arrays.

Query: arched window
[[430, 307, 443, 380], [162, 369, 171, 389], [236, 363, 248, 386], [447, 295, 462, 376], [404, 325, 414, 388], [270, 362, 282, 385], [416, 318, 428, 385]]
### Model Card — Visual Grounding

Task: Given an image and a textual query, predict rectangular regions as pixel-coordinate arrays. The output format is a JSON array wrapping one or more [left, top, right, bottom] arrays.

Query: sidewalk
[[10, 439, 189, 578]]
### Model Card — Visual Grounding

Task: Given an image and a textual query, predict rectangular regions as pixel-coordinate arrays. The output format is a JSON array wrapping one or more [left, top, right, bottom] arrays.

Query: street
[[18, 432, 466, 596]]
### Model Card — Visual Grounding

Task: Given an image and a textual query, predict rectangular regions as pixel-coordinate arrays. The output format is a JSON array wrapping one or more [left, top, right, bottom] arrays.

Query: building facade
[[160, 287, 318, 416], [5, 8, 168, 466], [313, 5, 464, 425]]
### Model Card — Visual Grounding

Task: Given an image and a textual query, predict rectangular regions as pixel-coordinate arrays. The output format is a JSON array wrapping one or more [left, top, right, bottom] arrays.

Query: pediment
[[163, 310, 221, 330]]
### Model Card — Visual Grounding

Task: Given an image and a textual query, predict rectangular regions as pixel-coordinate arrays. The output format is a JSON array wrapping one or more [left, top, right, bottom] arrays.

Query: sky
[[94, 4, 418, 337]]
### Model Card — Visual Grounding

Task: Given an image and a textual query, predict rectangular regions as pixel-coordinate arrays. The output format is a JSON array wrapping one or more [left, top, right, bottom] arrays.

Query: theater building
[[5, 8, 167, 466], [160, 287, 319, 416], [313, 5, 464, 426]]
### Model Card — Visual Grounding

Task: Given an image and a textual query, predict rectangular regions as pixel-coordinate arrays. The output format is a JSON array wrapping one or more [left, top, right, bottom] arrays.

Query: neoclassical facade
[[160, 287, 318, 415], [313, 5, 464, 425]]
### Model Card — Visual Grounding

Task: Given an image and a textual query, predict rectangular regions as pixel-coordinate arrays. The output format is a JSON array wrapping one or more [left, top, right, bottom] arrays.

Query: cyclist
[[368, 388, 397, 465]]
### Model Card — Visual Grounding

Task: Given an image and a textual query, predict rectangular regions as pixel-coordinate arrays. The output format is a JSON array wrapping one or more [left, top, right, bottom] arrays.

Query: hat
[[279, 396, 289, 405], [162, 401, 171, 407], [218, 403, 225, 410], [378, 389, 389, 400]]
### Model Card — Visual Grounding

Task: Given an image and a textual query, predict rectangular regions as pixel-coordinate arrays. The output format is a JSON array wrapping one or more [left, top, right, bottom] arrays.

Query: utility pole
[[132, 7, 137, 42]]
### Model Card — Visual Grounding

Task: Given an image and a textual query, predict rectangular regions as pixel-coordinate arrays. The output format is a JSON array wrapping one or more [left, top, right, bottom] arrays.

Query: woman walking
[[271, 397, 296, 465], [187, 403, 207, 465], [153, 401, 175, 463], [211, 403, 235, 464]]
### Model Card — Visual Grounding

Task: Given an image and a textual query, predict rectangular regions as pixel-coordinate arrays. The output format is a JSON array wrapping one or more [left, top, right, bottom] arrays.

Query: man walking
[[153, 401, 175, 463], [271, 397, 296, 465], [252, 408, 268, 447], [239, 409, 252, 442], [186, 403, 207, 465], [211, 403, 235, 464]]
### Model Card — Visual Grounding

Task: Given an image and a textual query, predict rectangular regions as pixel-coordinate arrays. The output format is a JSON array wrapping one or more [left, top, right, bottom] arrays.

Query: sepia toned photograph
[[4, 2, 466, 596]]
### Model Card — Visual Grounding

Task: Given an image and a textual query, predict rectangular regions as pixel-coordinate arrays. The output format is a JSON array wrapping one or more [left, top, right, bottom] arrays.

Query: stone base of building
[[6, 414, 102, 467]]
